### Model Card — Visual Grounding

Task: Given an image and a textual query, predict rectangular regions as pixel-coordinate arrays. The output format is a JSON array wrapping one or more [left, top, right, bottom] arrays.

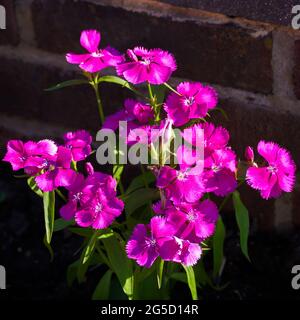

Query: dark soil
[[0, 162, 300, 300]]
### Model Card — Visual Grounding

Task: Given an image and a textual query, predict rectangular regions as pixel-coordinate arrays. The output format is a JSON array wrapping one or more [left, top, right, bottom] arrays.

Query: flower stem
[[164, 82, 180, 95], [92, 81, 105, 125]]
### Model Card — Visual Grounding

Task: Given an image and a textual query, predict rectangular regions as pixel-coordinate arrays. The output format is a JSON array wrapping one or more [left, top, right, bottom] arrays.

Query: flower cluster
[[3, 130, 124, 230], [3, 28, 297, 273]]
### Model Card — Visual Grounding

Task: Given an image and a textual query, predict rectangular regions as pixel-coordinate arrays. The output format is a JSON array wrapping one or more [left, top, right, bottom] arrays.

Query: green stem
[[147, 82, 154, 104], [164, 82, 181, 95], [92, 81, 105, 125], [55, 189, 67, 202]]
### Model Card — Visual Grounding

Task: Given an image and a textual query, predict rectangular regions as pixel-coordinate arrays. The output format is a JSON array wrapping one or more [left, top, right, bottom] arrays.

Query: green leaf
[[233, 191, 250, 261], [151, 84, 166, 105], [113, 164, 124, 185], [45, 79, 89, 91], [157, 259, 164, 289], [182, 265, 198, 300], [213, 216, 226, 279], [43, 234, 54, 261], [27, 176, 43, 197], [98, 75, 142, 96], [92, 270, 113, 300], [53, 218, 75, 232], [169, 272, 187, 284], [69, 227, 94, 238], [194, 260, 212, 287], [102, 234, 134, 299], [43, 191, 55, 245], [125, 188, 159, 216], [77, 231, 99, 282], [125, 171, 156, 195]]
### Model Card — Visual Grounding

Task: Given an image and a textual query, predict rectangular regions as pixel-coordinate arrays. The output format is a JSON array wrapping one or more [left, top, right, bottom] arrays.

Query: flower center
[[19, 156, 26, 162], [73, 192, 82, 202], [177, 171, 187, 181], [141, 58, 151, 66], [212, 164, 221, 173], [187, 210, 197, 222], [146, 238, 157, 247], [94, 202, 103, 213], [184, 96, 195, 106], [267, 165, 278, 174], [91, 50, 104, 58]]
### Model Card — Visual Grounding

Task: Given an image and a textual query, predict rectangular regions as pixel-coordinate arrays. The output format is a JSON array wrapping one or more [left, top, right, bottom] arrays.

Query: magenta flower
[[245, 146, 254, 163], [103, 99, 154, 131], [60, 166, 124, 229], [66, 30, 124, 73], [165, 82, 218, 126], [182, 123, 229, 157], [75, 187, 124, 229], [126, 216, 179, 268], [116, 47, 176, 85], [246, 141, 296, 199], [35, 146, 77, 192], [172, 238, 202, 266], [166, 200, 219, 242], [64, 130, 92, 161], [156, 165, 205, 204], [3, 139, 58, 175], [204, 148, 237, 197]]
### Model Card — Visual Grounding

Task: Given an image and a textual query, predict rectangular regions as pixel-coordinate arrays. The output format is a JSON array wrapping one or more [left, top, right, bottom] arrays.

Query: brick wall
[[0, 0, 300, 230]]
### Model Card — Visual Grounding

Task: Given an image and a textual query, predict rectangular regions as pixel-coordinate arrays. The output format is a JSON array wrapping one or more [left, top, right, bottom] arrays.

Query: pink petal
[[66, 53, 90, 64], [80, 30, 100, 53]]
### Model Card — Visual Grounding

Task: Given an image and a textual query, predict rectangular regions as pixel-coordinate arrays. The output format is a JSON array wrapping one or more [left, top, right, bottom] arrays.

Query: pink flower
[[245, 146, 254, 163], [182, 123, 229, 157], [75, 187, 124, 229], [172, 238, 202, 266], [66, 30, 124, 73], [156, 165, 205, 204], [165, 82, 218, 126], [204, 148, 238, 197], [126, 216, 179, 268], [116, 47, 176, 84], [103, 99, 154, 131], [246, 141, 296, 199], [64, 130, 92, 161], [60, 166, 124, 229], [166, 200, 219, 242], [35, 146, 77, 192], [3, 139, 57, 174]]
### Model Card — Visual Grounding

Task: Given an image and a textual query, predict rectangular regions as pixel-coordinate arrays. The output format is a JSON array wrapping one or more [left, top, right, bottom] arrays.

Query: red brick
[[31, 0, 273, 94]]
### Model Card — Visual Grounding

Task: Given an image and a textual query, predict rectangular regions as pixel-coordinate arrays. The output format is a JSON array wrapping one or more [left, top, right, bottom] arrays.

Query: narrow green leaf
[[233, 191, 250, 261], [125, 171, 156, 195], [98, 75, 142, 96], [169, 272, 187, 284], [92, 270, 113, 300], [43, 191, 55, 245], [125, 188, 159, 216], [69, 227, 94, 237], [45, 79, 89, 91], [102, 234, 134, 299], [157, 259, 164, 289], [182, 265, 198, 300], [43, 234, 54, 261], [213, 216, 226, 279], [77, 231, 99, 282], [27, 176, 43, 197], [113, 164, 124, 184], [53, 218, 75, 232]]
